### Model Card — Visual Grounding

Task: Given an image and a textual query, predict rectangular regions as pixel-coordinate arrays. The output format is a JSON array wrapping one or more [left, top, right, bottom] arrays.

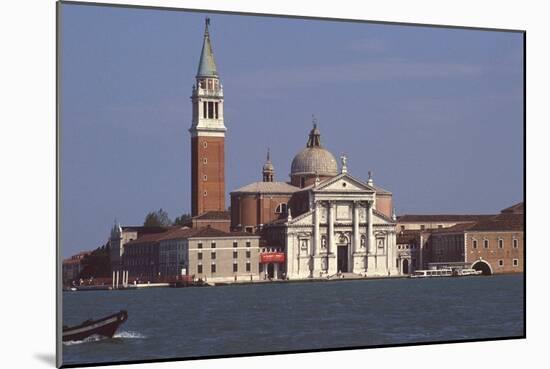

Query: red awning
[[260, 252, 285, 263]]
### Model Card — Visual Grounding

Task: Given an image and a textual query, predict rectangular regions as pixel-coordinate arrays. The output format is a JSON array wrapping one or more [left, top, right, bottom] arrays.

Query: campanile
[[190, 18, 226, 216]]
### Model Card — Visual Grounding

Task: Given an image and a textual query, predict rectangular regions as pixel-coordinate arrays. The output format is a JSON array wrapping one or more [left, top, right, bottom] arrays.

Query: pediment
[[315, 174, 374, 193], [373, 209, 395, 224], [288, 211, 313, 226]]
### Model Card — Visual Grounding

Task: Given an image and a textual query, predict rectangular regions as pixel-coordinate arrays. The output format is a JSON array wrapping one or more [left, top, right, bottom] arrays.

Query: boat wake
[[63, 331, 146, 345], [63, 334, 105, 346], [114, 330, 147, 339]]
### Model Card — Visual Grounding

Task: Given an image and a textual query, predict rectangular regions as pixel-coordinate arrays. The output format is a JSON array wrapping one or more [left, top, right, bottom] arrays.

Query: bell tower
[[190, 18, 226, 216]]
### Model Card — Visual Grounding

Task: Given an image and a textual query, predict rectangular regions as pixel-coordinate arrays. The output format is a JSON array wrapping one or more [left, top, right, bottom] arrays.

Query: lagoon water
[[62, 274, 524, 366]]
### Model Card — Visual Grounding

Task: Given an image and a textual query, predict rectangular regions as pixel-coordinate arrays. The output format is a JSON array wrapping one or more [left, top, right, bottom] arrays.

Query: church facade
[[238, 125, 400, 279]]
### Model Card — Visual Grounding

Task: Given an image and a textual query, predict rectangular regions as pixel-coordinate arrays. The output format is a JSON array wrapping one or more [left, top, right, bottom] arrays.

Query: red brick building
[[427, 203, 524, 274]]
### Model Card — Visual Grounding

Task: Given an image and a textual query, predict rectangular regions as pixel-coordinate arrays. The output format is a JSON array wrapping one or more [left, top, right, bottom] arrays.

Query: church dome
[[290, 124, 338, 177], [291, 147, 338, 176]]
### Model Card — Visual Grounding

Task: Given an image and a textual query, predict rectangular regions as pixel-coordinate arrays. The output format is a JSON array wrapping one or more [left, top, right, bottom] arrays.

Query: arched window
[[275, 203, 288, 214]]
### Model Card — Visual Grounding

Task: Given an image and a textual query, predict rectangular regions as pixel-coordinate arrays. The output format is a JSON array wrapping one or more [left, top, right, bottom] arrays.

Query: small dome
[[291, 147, 338, 176]]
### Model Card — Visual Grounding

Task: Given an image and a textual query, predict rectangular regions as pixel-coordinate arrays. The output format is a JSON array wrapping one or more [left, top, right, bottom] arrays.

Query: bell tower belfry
[[190, 18, 227, 216]]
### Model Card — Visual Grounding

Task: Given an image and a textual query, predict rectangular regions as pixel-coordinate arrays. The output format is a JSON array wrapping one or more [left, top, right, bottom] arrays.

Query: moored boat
[[62, 310, 128, 342], [410, 269, 453, 278], [454, 268, 483, 276]]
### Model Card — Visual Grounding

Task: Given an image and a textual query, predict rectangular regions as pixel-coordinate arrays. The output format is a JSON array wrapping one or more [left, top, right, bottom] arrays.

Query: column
[[115, 270, 119, 289], [353, 201, 360, 253], [313, 201, 320, 256], [367, 201, 374, 254], [112, 271, 115, 289], [328, 201, 335, 254]]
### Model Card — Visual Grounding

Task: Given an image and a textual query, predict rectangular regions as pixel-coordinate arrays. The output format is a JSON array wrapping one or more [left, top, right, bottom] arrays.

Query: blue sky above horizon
[[60, 4, 524, 257]]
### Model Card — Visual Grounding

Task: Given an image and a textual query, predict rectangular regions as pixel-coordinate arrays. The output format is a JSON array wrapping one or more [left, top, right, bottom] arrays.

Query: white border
[[2, 1, 547, 369]]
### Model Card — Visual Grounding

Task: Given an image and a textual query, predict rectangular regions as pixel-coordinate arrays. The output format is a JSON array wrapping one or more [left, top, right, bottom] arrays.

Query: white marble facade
[[281, 173, 399, 279]]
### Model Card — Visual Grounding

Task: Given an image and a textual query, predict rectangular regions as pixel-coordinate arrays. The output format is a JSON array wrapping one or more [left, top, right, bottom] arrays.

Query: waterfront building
[[426, 203, 524, 274], [62, 251, 91, 284], [109, 223, 171, 275], [186, 227, 260, 282], [395, 231, 424, 275], [121, 226, 260, 283]]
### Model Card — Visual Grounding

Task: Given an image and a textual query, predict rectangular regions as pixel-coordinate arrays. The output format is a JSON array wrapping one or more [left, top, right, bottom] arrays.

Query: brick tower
[[190, 18, 226, 216]]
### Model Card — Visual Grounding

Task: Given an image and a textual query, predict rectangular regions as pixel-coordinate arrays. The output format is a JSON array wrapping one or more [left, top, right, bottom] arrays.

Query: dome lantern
[[290, 118, 338, 188]]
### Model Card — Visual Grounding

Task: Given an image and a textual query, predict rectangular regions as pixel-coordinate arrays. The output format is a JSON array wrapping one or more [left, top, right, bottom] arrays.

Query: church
[[190, 18, 400, 280]]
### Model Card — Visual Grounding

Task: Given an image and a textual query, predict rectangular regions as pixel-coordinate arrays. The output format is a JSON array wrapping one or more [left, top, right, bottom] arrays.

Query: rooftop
[[397, 214, 494, 223], [500, 202, 524, 214], [232, 181, 300, 194], [193, 210, 230, 221]]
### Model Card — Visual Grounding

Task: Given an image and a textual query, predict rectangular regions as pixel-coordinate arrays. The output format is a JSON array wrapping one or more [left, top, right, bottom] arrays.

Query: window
[[211, 264, 216, 273], [207, 101, 214, 119], [483, 239, 489, 249], [203, 175, 207, 181], [400, 225, 405, 231], [513, 239, 519, 248], [203, 191, 207, 197], [198, 243, 203, 249], [215, 102, 219, 119], [233, 263, 238, 272], [203, 141, 207, 148], [203, 102, 207, 118], [498, 259, 504, 267], [211, 242, 216, 249], [246, 241, 251, 248], [211, 252, 216, 260], [472, 239, 478, 249], [246, 262, 251, 272], [197, 264, 203, 274], [513, 259, 519, 267], [246, 250, 251, 258], [498, 239, 504, 249], [198, 252, 203, 260], [438, 225, 443, 229], [233, 251, 238, 259], [275, 203, 288, 214], [233, 242, 238, 248], [245, 227, 253, 233], [420, 225, 425, 231], [203, 158, 207, 164]]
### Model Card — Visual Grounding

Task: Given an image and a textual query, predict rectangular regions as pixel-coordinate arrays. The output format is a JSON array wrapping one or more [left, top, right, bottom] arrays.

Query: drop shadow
[[34, 353, 56, 366]]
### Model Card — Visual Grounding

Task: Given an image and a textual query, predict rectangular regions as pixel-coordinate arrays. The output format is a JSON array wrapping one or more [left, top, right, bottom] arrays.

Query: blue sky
[[61, 4, 523, 257]]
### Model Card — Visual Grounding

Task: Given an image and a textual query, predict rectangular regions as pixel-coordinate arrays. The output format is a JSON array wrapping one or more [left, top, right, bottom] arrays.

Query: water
[[62, 274, 524, 366]]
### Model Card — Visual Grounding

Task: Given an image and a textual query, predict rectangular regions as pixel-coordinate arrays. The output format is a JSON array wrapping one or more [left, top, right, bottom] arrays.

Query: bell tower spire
[[262, 148, 275, 182], [190, 18, 226, 216]]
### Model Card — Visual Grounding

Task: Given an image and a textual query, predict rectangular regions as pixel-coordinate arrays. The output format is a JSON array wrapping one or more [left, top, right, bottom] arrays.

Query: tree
[[143, 208, 172, 227], [174, 213, 192, 226], [79, 243, 111, 279]]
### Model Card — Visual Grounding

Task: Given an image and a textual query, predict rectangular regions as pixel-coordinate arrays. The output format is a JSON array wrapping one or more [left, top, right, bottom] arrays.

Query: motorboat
[[62, 310, 128, 342]]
